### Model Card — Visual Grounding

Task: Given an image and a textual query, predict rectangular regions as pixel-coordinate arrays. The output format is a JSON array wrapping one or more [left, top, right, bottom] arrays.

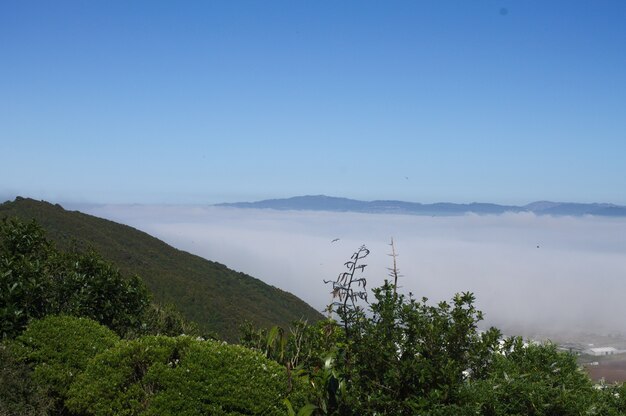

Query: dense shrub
[[239, 318, 342, 372], [593, 383, 626, 416], [51, 250, 150, 336], [67, 335, 307, 416], [457, 339, 608, 416], [254, 245, 626, 415], [146, 341, 308, 415], [0, 218, 151, 338], [0, 343, 52, 416], [0, 219, 55, 339], [14, 315, 119, 410], [337, 285, 501, 414], [66, 335, 194, 415], [132, 302, 201, 338]]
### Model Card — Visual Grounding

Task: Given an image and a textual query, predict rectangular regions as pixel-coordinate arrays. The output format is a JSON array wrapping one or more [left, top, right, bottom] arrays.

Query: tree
[[1, 217, 156, 338], [286, 244, 614, 415], [0, 218, 55, 339]]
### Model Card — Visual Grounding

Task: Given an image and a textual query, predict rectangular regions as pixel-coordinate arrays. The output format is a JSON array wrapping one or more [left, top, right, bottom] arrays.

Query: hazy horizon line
[[4, 193, 626, 210]]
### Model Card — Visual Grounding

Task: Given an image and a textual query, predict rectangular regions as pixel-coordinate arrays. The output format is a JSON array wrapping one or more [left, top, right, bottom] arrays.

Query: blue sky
[[2, 1, 625, 205]]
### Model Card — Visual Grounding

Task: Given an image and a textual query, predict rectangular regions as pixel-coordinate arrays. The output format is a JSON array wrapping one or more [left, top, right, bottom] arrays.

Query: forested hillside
[[0, 197, 322, 341], [3, 215, 626, 415]]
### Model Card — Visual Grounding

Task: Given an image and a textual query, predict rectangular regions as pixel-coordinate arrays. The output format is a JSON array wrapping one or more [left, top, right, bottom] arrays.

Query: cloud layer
[[81, 204, 626, 339]]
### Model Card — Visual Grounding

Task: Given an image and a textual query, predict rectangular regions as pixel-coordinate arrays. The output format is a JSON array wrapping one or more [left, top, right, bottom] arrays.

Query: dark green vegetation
[[66, 333, 308, 416], [4, 316, 305, 416], [240, 247, 626, 415], [0, 197, 322, 341], [0, 218, 305, 415], [0, 342, 52, 416], [0, 218, 151, 339], [13, 316, 120, 413], [3, 214, 626, 415]]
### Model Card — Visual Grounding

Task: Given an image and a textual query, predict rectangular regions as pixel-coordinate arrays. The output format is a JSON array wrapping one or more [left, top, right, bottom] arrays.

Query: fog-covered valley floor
[[81, 204, 626, 341]]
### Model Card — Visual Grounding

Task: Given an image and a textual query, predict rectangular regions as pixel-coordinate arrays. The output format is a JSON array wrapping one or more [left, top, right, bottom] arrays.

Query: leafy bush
[[267, 244, 624, 415], [50, 250, 150, 336], [593, 383, 626, 416], [0, 219, 55, 339], [239, 318, 342, 372], [14, 315, 119, 410], [457, 339, 606, 416], [67, 335, 307, 415], [0, 343, 52, 416], [0, 217, 151, 338], [146, 340, 308, 415], [328, 282, 501, 415], [67, 335, 193, 416], [132, 302, 201, 338]]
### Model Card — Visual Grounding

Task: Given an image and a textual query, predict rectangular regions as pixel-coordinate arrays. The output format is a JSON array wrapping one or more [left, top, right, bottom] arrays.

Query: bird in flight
[[331, 238, 340, 243]]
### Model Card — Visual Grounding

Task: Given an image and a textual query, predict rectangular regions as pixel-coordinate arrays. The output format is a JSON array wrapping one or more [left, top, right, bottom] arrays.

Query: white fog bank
[[81, 205, 626, 339]]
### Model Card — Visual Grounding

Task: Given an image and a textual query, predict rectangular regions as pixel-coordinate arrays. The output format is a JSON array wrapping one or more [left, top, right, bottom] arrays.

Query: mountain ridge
[[0, 197, 323, 341], [216, 195, 626, 217]]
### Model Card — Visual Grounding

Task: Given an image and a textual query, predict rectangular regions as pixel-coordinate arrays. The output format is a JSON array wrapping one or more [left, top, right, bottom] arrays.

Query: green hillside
[[0, 197, 323, 341]]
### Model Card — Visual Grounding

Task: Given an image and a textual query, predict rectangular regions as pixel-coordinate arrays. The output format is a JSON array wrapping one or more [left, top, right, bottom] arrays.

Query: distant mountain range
[[0, 197, 323, 341], [217, 195, 626, 217]]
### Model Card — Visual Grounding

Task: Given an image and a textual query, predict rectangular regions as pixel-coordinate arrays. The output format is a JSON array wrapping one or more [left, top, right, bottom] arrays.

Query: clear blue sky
[[2, 1, 625, 205]]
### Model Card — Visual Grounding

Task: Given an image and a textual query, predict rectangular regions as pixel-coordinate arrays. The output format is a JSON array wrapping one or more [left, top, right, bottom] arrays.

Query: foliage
[[240, 318, 341, 371], [67, 335, 309, 416], [456, 339, 613, 416], [240, 246, 496, 414], [129, 302, 202, 338], [0, 343, 52, 416], [258, 243, 622, 415], [0, 197, 323, 341], [327, 281, 501, 415], [52, 249, 150, 336], [0, 217, 151, 338], [0, 218, 54, 339], [3, 206, 625, 414], [146, 340, 309, 415], [592, 383, 626, 416], [13, 315, 119, 412], [66, 335, 193, 416]]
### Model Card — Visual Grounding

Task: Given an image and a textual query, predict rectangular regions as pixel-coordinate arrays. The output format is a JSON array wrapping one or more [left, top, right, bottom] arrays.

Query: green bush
[[147, 340, 308, 415], [66, 335, 194, 415], [0, 343, 52, 416], [15, 315, 119, 409], [0, 218, 151, 338], [0, 219, 55, 339], [295, 245, 623, 415], [132, 302, 201, 338], [321, 281, 501, 415], [457, 339, 605, 416], [51, 250, 150, 336], [67, 335, 308, 416]]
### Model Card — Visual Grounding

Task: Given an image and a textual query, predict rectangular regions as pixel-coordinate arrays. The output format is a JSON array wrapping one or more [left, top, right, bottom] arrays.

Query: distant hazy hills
[[217, 195, 626, 217], [0, 197, 323, 341]]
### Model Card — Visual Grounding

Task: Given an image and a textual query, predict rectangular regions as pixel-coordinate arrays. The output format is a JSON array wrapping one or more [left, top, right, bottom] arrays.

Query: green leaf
[[296, 403, 318, 416]]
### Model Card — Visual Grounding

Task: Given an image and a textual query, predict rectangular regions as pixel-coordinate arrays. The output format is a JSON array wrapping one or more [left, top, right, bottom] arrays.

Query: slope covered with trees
[[0, 197, 322, 341], [3, 219, 626, 415]]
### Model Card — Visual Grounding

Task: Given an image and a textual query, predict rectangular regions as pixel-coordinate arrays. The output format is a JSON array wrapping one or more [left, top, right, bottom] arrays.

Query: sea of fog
[[79, 205, 626, 340]]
